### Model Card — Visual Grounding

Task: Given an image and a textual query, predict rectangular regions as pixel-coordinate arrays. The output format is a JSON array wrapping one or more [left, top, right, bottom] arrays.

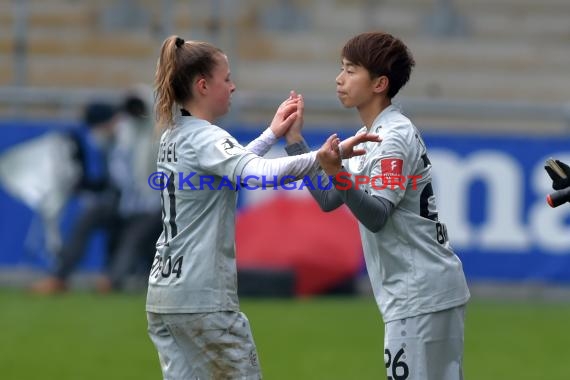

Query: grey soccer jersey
[[345, 105, 470, 322], [146, 116, 260, 314]]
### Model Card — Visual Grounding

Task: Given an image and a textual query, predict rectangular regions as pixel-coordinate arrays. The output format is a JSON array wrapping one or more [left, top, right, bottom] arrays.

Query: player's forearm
[[284, 131, 303, 146], [239, 152, 318, 184], [285, 140, 343, 211], [304, 171, 343, 212], [331, 175, 394, 232], [244, 127, 277, 156]]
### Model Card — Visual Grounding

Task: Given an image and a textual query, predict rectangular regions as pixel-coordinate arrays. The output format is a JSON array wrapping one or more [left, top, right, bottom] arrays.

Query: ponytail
[[154, 36, 180, 132], [154, 35, 223, 133]]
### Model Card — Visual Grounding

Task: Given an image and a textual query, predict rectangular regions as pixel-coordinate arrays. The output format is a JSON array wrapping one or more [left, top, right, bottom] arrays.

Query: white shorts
[[384, 305, 466, 380], [147, 311, 262, 380]]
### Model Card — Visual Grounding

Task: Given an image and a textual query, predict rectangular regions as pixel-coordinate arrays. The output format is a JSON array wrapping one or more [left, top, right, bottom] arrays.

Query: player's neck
[[182, 99, 218, 124], [358, 97, 391, 130]]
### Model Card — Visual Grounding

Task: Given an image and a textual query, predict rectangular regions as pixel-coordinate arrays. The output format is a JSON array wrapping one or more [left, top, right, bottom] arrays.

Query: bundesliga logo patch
[[380, 158, 403, 176], [216, 138, 245, 156]]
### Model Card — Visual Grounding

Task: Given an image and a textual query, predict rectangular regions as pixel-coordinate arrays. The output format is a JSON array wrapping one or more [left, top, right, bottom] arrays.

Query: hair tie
[[175, 37, 185, 48]]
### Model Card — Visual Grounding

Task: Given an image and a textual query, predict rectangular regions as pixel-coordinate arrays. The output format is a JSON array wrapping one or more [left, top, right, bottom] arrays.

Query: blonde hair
[[154, 35, 223, 132]]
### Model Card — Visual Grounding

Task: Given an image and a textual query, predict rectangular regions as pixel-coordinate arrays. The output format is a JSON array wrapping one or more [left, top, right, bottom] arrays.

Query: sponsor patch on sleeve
[[380, 158, 403, 176]]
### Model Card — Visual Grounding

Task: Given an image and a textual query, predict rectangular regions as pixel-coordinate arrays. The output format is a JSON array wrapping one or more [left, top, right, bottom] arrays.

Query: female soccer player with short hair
[[287, 31, 471, 380]]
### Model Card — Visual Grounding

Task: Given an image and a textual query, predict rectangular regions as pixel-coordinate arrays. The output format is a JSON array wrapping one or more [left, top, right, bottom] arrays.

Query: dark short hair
[[84, 102, 118, 127], [122, 94, 147, 119], [342, 32, 415, 98]]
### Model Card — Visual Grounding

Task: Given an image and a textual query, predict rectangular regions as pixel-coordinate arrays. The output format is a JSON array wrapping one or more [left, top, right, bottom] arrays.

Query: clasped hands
[[270, 90, 381, 175]]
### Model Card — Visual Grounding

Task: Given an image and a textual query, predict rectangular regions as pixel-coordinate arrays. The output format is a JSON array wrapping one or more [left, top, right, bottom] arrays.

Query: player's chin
[[337, 96, 353, 108]]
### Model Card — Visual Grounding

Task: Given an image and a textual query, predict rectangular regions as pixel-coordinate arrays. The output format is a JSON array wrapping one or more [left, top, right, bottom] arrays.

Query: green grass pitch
[[1, 289, 569, 379]]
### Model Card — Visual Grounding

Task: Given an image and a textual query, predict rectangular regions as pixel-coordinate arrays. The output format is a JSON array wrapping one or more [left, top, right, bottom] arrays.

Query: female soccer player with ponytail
[[146, 35, 377, 379]]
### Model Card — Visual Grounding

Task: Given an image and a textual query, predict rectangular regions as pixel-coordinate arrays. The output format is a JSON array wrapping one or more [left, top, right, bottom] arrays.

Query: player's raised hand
[[316, 133, 342, 175], [269, 92, 300, 138], [284, 90, 305, 144], [339, 132, 381, 159], [317, 132, 381, 175]]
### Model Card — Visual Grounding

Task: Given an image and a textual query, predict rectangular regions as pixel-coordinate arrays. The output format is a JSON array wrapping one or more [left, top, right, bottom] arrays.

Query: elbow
[[365, 224, 382, 233], [319, 202, 339, 213], [364, 219, 387, 233]]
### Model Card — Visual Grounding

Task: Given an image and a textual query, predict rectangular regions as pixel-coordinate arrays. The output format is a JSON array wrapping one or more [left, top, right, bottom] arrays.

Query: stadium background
[[1, 1, 570, 379]]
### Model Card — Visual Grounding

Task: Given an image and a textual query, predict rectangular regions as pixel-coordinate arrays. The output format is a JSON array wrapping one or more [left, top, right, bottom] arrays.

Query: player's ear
[[373, 75, 389, 94], [195, 77, 208, 95]]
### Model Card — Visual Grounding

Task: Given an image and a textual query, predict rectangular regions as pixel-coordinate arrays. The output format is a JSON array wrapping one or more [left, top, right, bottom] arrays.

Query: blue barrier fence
[[1, 121, 570, 283]]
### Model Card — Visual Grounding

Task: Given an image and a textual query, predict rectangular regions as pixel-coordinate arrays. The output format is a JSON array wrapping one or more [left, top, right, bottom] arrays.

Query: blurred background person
[[29, 100, 121, 294], [30, 89, 161, 294], [96, 85, 162, 293]]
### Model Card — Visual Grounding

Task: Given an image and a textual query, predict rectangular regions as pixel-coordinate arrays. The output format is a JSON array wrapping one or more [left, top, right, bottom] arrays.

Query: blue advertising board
[[300, 130, 570, 284], [1, 121, 570, 283]]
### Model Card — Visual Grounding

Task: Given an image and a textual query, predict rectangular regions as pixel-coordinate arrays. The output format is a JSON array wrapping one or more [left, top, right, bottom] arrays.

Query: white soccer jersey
[[146, 116, 261, 314], [344, 105, 470, 322]]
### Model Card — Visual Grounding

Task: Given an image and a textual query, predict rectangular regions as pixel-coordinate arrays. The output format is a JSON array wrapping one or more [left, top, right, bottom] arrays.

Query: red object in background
[[236, 196, 363, 296]]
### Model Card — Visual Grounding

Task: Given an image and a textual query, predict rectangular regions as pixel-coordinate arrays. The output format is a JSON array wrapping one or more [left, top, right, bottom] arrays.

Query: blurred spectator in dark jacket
[[30, 89, 161, 294]]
